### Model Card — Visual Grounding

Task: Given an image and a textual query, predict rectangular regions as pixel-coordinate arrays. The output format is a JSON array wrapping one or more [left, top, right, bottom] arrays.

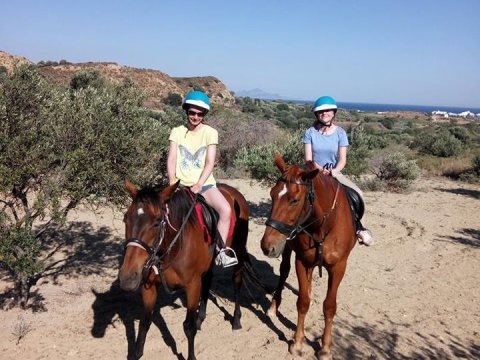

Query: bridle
[[123, 193, 198, 286], [124, 213, 167, 281], [265, 177, 340, 242]]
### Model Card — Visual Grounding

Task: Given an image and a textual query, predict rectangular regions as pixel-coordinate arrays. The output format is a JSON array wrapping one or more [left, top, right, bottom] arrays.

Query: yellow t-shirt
[[169, 125, 218, 187]]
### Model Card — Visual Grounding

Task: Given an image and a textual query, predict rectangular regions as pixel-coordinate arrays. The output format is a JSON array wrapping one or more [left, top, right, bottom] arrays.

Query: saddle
[[342, 185, 366, 231]]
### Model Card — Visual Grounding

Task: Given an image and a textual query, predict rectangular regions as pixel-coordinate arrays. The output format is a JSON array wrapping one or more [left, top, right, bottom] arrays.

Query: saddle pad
[[194, 202, 235, 244]]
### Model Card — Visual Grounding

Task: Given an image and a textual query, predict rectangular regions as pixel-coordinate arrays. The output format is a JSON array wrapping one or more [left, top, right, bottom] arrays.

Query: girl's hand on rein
[[190, 184, 202, 194]]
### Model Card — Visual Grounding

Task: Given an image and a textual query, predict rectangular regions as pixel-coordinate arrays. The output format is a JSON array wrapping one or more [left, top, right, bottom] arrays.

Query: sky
[[1, 0, 479, 108]]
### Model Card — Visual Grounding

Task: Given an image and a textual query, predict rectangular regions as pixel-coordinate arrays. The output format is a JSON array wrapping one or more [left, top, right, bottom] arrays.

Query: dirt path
[[1, 177, 479, 359]]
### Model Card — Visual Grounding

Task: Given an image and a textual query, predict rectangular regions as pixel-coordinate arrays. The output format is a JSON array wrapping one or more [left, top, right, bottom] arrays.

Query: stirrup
[[215, 247, 238, 268]]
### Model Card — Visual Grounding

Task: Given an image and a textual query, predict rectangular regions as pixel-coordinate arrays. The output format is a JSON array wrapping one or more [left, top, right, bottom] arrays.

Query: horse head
[[118, 179, 179, 291], [261, 155, 318, 258]]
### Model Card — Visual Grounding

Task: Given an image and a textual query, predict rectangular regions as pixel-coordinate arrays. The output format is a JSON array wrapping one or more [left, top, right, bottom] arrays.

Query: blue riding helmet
[[182, 90, 211, 111], [313, 96, 337, 112]]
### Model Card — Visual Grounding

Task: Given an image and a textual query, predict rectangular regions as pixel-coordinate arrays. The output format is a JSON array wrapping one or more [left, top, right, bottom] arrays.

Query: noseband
[[124, 215, 167, 281]]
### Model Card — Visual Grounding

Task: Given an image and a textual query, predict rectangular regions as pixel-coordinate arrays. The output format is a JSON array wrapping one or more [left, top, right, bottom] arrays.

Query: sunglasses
[[187, 110, 205, 118]]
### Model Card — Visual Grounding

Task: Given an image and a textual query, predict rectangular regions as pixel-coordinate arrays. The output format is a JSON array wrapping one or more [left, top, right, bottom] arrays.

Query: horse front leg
[[268, 245, 292, 317], [290, 258, 314, 356], [196, 269, 212, 330], [184, 279, 201, 360], [318, 260, 347, 360], [129, 283, 158, 360]]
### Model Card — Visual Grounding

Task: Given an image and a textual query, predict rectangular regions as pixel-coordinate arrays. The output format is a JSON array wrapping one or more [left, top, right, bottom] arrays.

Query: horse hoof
[[266, 304, 278, 318], [317, 351, 332, 360], [289, 342, 303, 356]]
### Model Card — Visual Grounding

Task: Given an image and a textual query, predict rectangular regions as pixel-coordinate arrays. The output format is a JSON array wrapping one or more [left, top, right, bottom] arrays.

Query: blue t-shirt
[[302, 126, 349, 168]]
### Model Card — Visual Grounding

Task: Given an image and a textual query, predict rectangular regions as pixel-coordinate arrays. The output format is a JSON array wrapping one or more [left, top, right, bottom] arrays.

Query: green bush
[[234, 129, 303, 184], [459, 155, 480, 183], [165, 92, 182, 106], [0, 65, 165, 307], [373, 152, 420, 192], [344, 124, 371, 177], [412, 129, 463, 157], [69, 70, 105, 90]]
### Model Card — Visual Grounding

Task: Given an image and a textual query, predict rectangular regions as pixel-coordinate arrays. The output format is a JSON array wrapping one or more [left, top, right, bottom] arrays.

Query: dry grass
[[12, 316, 33, 345]]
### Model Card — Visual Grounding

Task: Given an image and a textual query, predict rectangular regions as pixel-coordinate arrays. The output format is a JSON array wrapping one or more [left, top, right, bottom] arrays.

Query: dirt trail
[[1, 177, 479, 359]]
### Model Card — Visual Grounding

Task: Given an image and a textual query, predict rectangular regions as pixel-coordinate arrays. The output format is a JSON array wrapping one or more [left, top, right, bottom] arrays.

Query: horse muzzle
[[261, 233, 286, 258], [118, 266, 142, 291]]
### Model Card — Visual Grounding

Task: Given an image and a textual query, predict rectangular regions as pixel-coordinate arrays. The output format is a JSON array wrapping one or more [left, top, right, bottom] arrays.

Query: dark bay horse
[[261, 155, 357, 360], [118, 180, 249, 360]]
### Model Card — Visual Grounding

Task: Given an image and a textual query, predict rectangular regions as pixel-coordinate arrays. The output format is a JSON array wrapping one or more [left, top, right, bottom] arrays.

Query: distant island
[[234, 88, 285, 100]]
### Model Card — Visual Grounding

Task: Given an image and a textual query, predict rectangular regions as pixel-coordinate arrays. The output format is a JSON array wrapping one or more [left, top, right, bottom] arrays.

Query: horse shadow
[[90, 251, 302, 359], [91, 279, 184, 359], [208, 252, 300, 347]]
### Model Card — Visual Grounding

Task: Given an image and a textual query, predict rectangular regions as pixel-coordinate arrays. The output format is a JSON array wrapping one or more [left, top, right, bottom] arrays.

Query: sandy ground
[[1, 177, 479, 360]]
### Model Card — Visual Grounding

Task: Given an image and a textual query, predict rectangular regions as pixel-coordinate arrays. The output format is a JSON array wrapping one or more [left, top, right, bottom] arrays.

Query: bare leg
[[201, 187, 231, 245]]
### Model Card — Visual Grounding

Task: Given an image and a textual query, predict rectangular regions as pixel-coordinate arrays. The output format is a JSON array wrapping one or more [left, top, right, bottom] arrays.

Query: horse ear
[[160, 181, 180, 203], [302, 168, 319, 180], [124, 179, 138, 198], [274, 153, 287, 173]]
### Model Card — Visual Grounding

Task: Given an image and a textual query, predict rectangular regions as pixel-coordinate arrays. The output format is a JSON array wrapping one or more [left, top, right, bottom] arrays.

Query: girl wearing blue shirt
[[303, 96, 373, 246]]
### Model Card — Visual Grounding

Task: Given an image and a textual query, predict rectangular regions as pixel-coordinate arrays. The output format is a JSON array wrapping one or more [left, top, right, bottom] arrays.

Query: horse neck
[[312, 174, 340, 215]]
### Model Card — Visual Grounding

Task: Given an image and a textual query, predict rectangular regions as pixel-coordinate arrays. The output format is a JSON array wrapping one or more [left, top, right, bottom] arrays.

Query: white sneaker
[[357, 230, 374, 246], [215, 247, 238, 268]]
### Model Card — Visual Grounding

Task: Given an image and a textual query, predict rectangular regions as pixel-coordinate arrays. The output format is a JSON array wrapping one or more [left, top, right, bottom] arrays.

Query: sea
[[287, 100, 480, 115]]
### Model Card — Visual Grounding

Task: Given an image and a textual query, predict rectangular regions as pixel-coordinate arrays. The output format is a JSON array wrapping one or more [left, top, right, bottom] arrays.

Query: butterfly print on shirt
[[178, 145, 206, 171]]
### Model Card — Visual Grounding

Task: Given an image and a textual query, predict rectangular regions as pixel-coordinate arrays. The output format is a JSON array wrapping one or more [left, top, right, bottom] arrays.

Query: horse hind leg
[[196, 269, 213, 330], [231, 261, 244, 330], [317, 261, 347, 360], [268, 245, 292, 318]]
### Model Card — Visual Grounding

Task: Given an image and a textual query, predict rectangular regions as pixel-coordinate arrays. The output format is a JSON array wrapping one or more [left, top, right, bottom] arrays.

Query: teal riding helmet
[[182, 90, 211, 112], [313, 96, 337, 113]]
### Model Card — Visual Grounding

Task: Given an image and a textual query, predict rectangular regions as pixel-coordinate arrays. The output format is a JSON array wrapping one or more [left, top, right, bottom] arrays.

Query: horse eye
[[289, 199, 300, 205]]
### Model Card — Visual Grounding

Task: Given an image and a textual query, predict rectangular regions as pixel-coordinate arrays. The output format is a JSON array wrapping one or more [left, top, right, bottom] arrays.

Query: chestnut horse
[[118, 180, 249, 360], [261, 155, 357, 360]]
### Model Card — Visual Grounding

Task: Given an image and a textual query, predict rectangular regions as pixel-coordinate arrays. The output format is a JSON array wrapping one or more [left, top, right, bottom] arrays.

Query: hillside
[[0, 50, 235, 111]]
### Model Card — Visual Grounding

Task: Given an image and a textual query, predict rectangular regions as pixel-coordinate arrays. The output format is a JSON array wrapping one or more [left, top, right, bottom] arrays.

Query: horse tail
[[241, 252, 275, 294]]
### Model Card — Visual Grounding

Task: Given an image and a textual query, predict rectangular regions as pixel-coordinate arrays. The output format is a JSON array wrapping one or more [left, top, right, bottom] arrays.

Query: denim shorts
[[200, 184, 216, 194]]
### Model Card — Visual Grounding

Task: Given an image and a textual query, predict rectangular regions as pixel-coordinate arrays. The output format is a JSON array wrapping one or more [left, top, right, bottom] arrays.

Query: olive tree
[[0, 65, 166, 308]]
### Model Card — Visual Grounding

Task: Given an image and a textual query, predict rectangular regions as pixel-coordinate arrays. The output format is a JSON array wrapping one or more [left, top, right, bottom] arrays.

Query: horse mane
[[134, 186, 162, 209], [166, 189, 197, 228], [133, 186, 197, 228], [282, 161, 316, 183]]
